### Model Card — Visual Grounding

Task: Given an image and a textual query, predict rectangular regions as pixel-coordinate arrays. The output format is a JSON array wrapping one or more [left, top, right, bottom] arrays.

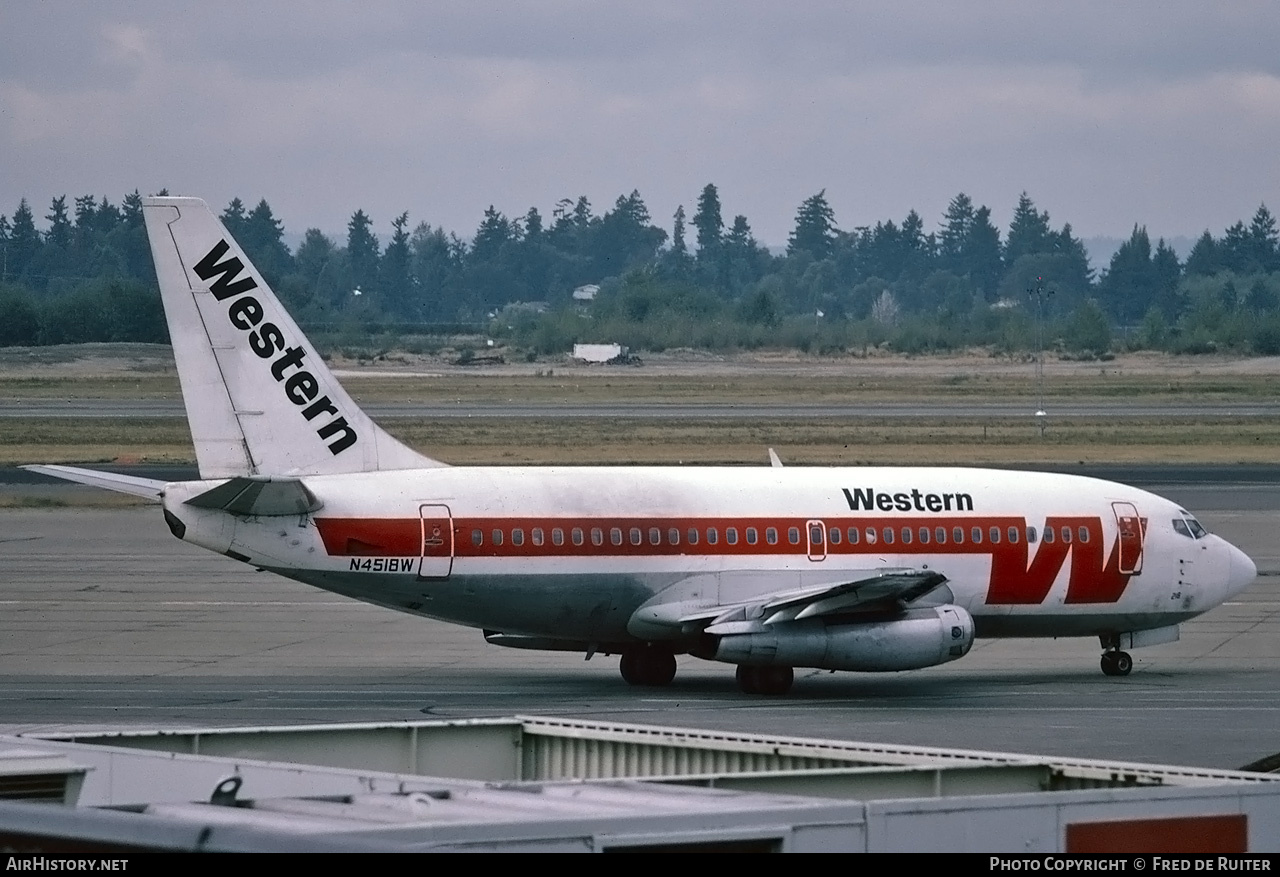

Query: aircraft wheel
[[755, 665, 794, 696], [620, 646, 676, 687], [1100, 651, 1133, 677], [619, 651, 643, 685], [735, 664, 793, 695]]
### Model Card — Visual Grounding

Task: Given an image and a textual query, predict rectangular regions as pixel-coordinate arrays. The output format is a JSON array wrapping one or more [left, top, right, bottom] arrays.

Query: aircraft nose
[[1226, 543, 1258, 594]]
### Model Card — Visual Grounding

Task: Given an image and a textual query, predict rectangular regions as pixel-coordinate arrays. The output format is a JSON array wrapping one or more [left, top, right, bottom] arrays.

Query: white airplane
[[28, 197, 1258, 695]]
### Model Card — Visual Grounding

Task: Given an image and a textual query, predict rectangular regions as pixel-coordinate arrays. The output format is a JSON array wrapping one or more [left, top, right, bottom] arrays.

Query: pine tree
[[1184, 231, 1220, 276], [346, 209, 379, 295], [1248, 204, 1278, 273], [938, 193, 974, 263], [7, 199, 40, 277], [241, 199, 292, 284], [45, 196, 72, 249], [963, 206, 1003, 301], [692, 184, 724, 263], [1005, 192, 1051, 264], [788, 190, 837, 260], [382, 212, 413, 316], [220, 198, 248, 238]]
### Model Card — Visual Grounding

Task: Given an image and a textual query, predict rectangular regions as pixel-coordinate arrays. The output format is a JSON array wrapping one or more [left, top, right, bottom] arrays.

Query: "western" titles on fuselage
[[843, 487, 975, 513]]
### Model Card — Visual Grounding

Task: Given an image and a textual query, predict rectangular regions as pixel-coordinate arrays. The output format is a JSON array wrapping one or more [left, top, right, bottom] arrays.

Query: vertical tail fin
[[142, 196, 445, 478]]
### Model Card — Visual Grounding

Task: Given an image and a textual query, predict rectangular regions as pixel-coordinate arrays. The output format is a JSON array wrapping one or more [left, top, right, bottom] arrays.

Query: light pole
[[1027, 276, 1053, 435]]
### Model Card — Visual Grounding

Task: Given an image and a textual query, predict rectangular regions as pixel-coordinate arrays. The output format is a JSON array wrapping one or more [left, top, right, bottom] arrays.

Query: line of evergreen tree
[[2, 187, 1279, 356]]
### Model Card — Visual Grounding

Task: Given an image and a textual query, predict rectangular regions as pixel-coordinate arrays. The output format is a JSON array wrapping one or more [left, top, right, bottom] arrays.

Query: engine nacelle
[[711, 605, 975, 672]]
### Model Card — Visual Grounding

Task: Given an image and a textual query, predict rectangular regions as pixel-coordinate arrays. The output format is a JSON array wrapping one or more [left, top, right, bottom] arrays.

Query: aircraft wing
[[632, 568, 950, 636], [22, 465, 165, 501]]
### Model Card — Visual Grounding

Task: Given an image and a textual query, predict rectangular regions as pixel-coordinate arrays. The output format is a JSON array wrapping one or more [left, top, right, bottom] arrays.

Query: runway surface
[[3, 399, 1279, 419], [0, 475, 1276, 771]]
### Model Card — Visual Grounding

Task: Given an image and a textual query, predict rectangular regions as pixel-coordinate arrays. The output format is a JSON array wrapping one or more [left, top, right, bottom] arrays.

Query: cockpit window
[[1173, 512, 1208, 539]]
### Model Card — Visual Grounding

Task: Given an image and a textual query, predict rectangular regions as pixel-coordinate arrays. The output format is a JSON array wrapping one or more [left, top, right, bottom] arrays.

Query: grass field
[[2, 351, 1277, 467]]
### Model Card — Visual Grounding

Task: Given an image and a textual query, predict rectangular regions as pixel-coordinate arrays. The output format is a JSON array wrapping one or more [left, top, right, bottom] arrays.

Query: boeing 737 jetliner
[[28, 197, 1258, 695]]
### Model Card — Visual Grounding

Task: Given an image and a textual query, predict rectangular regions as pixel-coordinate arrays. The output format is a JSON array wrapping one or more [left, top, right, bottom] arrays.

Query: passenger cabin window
[[572, 527, 584, 546], [532, 528, 544, 546], [511, 529, 524, 546], [1061, 527, 1072, 544], [726, 528, 738, 545], [649, 527, 661, 546], [865, 527, 877, 545], [668, 528, 679, 545], [1078, 526, 1089, 543], [848, 527, 860, 545], [492, 529, 503, 546], [471, 529, 483, 547], [882, 527, 895, 545], [828, 527, 840, 545], [592, 527, 604, 546], [552, 528, 564, 546], [1007, 526, 1018, 544], [1044, 527, 1055, 543], [919, 527, 930, 544], [687, 528, 699, 545], [953, 527, 963, 543], [612, 528, 624, 546], [766, 527, 778, 545], [629, 527, 641, 546], [1026, 527, 1037, 543], [900, 527, 912, 544], [935, 527, 946, 544], [706, 528, 719, 545], [989, 526, 1000, 544], [746, 527, 758, 545], [971, 527, 982, 544], [788, 527, 801, 545]]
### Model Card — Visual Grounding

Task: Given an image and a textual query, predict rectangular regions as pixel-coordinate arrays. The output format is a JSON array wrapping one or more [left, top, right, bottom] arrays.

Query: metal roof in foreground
[[3, 716, 1277, 853]]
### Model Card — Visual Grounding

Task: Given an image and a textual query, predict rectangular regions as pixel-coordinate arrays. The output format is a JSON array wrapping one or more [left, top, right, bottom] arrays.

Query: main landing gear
[[619, 644, 677, 687], [1100, 650, 1133, 677], [735, 664, 794, 696]]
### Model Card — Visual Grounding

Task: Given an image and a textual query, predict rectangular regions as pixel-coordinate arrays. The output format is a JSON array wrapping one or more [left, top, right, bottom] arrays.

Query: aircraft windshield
[[1173, 511, 1208, 539]]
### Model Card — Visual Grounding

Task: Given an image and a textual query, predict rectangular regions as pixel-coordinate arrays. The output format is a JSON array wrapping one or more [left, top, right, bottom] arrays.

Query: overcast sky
[[3, 2, 1279, 251]]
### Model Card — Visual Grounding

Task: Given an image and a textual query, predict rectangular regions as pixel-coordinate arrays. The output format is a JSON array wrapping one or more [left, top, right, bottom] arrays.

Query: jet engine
[[710, 604, 975, 672]]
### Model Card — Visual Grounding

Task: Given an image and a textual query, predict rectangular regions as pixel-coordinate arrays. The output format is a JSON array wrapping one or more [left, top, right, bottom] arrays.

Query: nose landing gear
[[1100, 650, 1133, 677]]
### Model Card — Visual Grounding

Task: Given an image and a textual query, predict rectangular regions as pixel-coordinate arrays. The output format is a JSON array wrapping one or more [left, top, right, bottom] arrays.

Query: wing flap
[[644, 568, 950, 636]]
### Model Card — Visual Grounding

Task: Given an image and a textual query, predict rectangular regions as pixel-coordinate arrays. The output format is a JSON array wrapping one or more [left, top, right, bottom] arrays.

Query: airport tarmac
[[2, 399, 1279, 419], [0, 477, 1276, 771]]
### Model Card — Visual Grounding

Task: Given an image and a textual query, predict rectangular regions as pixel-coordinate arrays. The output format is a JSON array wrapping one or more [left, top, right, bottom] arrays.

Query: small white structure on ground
[[572, 343, 626, 363]]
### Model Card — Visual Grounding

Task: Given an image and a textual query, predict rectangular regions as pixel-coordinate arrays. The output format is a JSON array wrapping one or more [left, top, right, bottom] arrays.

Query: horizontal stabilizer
[[185, 476, 322, 516], [22, 465, 164, 501]]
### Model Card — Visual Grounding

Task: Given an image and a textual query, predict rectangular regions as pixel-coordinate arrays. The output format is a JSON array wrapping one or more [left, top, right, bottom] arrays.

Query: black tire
[[735, 664, 758, 694], [619, 651, 643, 685], [1100, 652, 1118, 676], [621, 645, 677, 687], [756, 665, 794, 696], [1113, 651, 1133, 676], [640, 648, 677, 686]]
